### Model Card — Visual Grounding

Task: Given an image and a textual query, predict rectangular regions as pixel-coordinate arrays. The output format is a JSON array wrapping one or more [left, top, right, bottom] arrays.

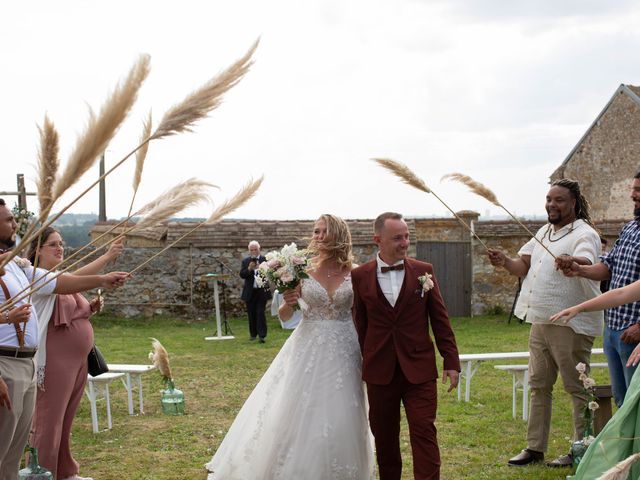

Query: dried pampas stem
[[150, 338, 173, 380], [127, 111, 153, 218], [597, 452, 640, 480], [372, 159, 489, 251], [150, 39, 258, 140], [442, 172, 556, 260], [372, 158, 430, 193], [128, 176, 263, 276]]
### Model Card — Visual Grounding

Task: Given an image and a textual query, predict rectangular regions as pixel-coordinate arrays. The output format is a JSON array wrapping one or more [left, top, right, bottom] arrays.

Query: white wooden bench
[[107, 364, 157, 415], [85, 372, 126, 433], [457, 348, 605, 402], [494, 362, 610, 421]]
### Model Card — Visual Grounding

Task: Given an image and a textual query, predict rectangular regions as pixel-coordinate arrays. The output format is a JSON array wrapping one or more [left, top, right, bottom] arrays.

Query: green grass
[[59, 315, 607, 479]]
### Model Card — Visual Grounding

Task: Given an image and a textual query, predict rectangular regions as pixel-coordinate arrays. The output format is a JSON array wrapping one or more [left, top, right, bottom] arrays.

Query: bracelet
[[2, 311, 8, 324]]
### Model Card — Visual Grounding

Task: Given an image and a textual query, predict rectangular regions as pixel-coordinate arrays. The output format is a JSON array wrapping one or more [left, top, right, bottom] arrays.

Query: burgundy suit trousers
[[367, 365, 440, 480]]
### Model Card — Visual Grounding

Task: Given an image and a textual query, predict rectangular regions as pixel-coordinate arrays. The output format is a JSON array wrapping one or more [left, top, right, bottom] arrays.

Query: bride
[[206, 214, 375, 479]]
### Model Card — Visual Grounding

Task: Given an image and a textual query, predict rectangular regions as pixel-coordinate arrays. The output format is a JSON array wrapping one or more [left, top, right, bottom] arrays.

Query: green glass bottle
[[18, 446, 53, 480], [161, 379, 185, 415]]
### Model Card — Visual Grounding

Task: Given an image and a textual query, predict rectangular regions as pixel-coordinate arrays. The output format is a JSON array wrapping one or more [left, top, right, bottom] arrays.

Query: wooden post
[[17, 174, 27, 210], [99, 153, 106, 222]]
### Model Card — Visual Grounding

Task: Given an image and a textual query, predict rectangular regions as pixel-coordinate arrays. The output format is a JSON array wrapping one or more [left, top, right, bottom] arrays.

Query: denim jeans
[[604, 326, 639, 406]]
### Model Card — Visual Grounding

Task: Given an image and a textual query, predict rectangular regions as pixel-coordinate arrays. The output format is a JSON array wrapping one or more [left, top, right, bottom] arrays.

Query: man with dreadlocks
[[488, 179, 603, 468], [557, 170, 640, 408]]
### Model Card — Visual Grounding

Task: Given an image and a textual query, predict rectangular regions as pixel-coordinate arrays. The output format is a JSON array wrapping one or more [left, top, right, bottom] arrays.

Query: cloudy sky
[[2, 0, 640, 221]]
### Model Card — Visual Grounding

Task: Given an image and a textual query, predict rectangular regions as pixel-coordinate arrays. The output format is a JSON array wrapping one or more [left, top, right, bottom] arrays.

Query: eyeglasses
[[42, 241, 65, 249]]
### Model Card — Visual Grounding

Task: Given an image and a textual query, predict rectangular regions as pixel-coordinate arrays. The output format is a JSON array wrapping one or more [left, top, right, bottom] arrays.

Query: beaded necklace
[[545, 221, 576, 243]]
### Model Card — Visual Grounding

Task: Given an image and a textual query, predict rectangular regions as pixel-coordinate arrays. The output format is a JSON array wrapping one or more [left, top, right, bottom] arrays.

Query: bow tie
[[381, 263, 404, 273]]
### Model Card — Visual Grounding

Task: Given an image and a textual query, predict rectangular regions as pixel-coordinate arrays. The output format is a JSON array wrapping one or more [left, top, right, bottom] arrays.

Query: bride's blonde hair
[[308, 214, 353, 271]]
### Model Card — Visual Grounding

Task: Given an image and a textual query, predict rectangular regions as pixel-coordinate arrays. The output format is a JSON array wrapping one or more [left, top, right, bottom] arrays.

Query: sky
[[2, 0, 640, 221]]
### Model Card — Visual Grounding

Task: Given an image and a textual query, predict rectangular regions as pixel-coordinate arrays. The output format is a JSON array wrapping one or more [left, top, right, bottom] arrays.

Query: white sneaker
[[62, 476, 94, 480]]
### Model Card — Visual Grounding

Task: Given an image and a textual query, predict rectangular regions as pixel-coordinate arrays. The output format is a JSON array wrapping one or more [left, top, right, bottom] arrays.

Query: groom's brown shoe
[[507, 449, 544, 466]]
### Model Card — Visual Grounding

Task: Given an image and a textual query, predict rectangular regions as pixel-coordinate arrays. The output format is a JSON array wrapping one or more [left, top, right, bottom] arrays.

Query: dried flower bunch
[[149, 338, 173, 382]]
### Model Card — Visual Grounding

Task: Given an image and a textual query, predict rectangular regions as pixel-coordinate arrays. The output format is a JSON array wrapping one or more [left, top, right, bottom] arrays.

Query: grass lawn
[[60, 314, 608, 479]]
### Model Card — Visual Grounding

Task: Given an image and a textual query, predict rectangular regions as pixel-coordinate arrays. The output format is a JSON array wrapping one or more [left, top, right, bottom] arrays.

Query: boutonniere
[[13, 257, 32, 269], [417, 274, 434, 298]]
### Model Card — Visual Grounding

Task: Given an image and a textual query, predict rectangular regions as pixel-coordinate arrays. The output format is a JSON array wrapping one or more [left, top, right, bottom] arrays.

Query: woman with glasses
[[27, 227, 123, 480]]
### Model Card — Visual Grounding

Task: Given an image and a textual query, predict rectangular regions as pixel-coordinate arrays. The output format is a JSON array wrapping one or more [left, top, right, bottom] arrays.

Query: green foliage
[[484, 304, 506, 316], [63, 314, 606, 479]]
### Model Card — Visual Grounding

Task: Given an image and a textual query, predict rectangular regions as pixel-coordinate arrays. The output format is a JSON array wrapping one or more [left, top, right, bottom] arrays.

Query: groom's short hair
[[374, 212, 403, 234]]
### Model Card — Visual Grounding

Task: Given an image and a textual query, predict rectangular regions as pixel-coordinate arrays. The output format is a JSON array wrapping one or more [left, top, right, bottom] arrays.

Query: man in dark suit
[[352, 212, 460, 480], [240, 241, 271, 343]]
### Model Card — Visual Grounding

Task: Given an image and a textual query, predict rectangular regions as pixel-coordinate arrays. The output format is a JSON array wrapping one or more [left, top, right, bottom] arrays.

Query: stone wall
[[89, 219, 417, 318], [87, 215, 628, 318]]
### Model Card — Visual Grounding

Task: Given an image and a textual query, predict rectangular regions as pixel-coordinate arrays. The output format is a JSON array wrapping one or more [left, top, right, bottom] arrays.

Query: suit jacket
[[351, 257, 460, 385], [240, 255, 271, 302]]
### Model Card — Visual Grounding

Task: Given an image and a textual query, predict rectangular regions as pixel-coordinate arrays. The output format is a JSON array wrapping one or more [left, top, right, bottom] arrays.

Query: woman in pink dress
[[28, 227, 123, 480]]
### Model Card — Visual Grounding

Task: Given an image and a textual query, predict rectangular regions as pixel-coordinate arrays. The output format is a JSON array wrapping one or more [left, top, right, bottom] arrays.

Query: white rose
[[575, 362, 587, 374], [588, 401, 599, 411], [583, 377, 596, 389]]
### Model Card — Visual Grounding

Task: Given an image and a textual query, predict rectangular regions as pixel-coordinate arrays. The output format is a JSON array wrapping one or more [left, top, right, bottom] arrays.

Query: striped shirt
[[602, 220, 640, 331]]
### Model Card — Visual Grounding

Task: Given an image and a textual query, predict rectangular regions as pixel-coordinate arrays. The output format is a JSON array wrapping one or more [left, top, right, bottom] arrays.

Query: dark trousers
[[367, 366, 440, 480], [246, 292, 267, 339]]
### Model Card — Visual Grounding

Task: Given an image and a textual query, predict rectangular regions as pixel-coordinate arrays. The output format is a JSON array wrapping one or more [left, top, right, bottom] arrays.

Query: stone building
[[550, 84, 640, 221]]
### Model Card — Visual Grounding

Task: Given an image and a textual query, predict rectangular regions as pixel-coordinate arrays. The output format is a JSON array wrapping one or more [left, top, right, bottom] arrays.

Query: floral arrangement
[[11, 204, 35, 239], [570, 362, 599, 465], [418, 273, 434, 297], [256, 242, 310, 309]]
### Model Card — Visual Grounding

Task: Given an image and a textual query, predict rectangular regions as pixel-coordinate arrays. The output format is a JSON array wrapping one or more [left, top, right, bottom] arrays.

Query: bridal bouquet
[[256, 242, 310, 310]]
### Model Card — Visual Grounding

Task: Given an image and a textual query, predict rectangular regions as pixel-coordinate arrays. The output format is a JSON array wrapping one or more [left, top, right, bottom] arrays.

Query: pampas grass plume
[[36, 115, 60, 216], [133, 111, 152, 193], [151, 39, 258, 140], [149, 338, 172, 380], [205, 176, 263, 224], [52, 54, 151, 201], [372, 158, 431, 193], [441, 172, 499, 206], [132, 182, 213, 231], [597, 452, 640, 480]]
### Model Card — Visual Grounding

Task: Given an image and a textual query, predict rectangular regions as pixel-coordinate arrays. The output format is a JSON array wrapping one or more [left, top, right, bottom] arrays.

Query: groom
[[352, 212, 460, 480]]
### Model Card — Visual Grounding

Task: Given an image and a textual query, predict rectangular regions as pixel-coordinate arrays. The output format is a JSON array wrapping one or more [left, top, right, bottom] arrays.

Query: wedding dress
[[206, 275, 375, 479]]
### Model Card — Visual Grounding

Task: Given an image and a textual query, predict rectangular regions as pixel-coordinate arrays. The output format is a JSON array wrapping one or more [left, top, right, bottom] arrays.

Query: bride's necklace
[[545, 221, 576, 243], [325, 268, 344, 278]]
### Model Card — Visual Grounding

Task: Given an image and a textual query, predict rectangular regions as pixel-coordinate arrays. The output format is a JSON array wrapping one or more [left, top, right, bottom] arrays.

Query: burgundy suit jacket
[[351, 258, 460, 385]]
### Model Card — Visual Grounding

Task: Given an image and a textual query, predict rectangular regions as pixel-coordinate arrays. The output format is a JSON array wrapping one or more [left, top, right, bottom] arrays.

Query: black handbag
[[87, 345, 109, 377]]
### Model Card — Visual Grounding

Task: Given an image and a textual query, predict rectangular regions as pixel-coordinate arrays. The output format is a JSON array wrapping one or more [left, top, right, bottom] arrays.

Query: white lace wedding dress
[[206, 275, 375, 479]]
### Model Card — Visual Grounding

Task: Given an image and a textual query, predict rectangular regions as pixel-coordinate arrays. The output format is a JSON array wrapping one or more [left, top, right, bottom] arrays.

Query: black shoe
[[508, 449, 544, 466], [259, 337, 266, 343], [546, 454, 572, 468], [249, 337, 257, 341]]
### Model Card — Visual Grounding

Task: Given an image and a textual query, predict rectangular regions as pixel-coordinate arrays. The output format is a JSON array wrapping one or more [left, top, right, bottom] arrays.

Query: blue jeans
[[604, 326, 639, 406]]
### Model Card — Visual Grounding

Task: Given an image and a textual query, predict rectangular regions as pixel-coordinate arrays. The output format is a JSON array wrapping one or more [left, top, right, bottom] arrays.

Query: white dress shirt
[[515, 219, 603, 337], [0, 259, 57, 348], [376, 253, 405, 307]]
